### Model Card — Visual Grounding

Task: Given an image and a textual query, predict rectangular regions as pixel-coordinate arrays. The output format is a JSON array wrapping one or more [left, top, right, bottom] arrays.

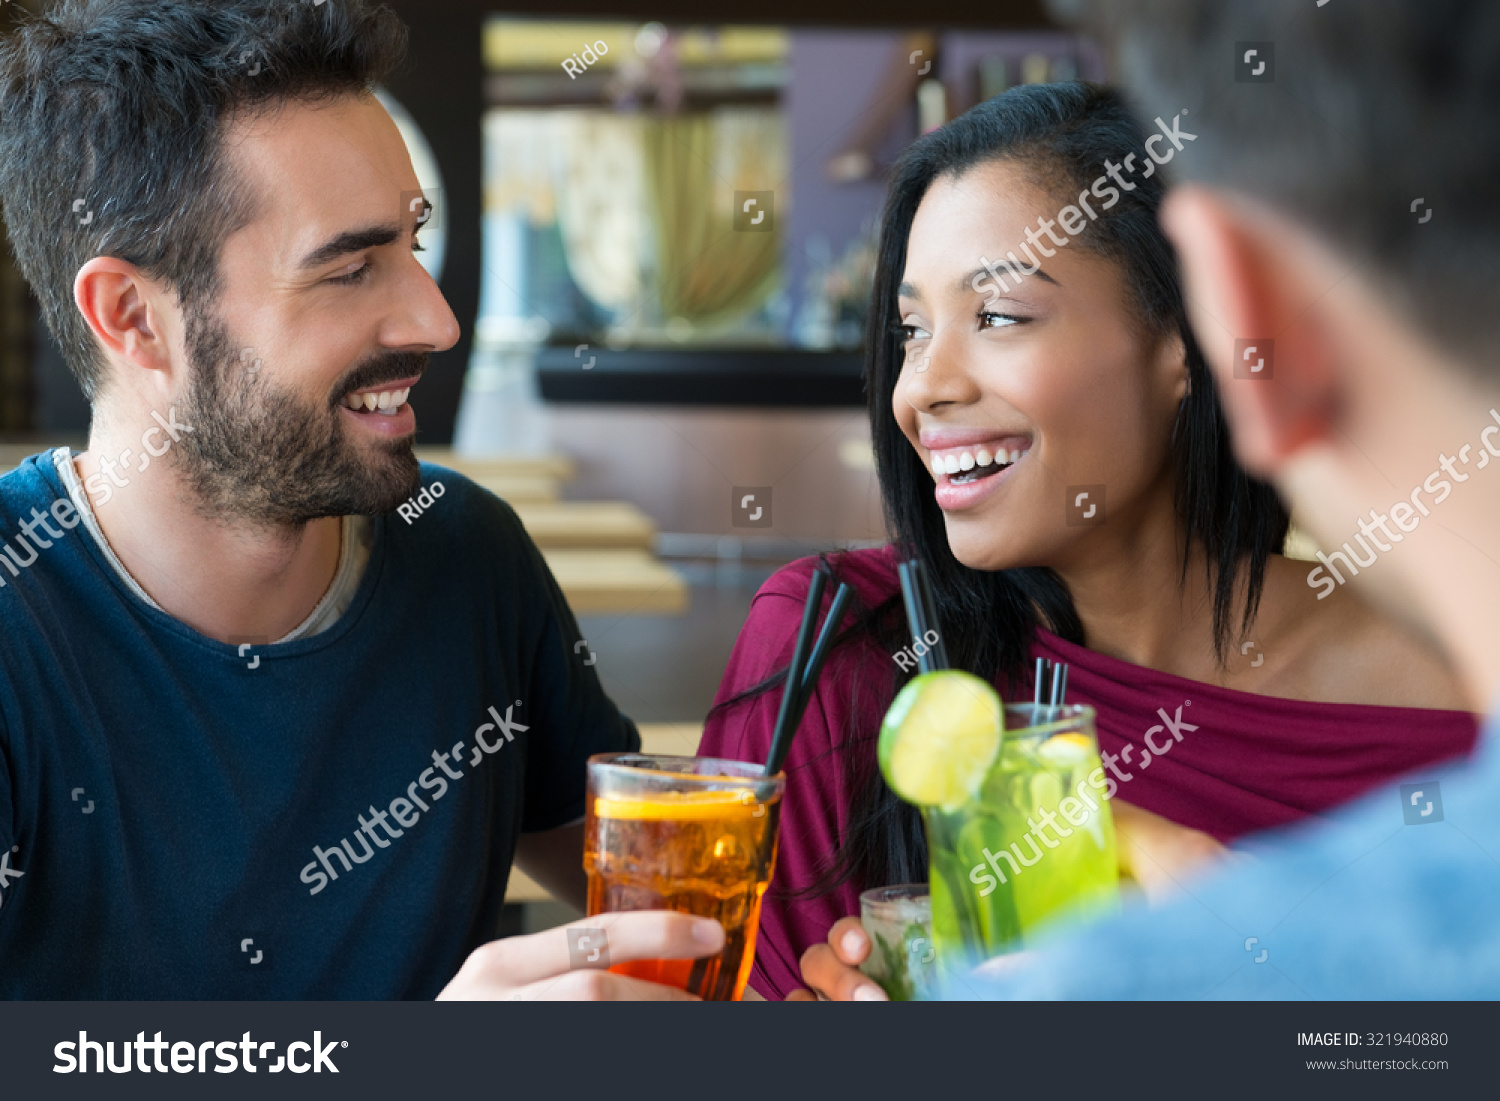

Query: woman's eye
[[979, 311, 1022, 330], [898, 323, 930, 342]]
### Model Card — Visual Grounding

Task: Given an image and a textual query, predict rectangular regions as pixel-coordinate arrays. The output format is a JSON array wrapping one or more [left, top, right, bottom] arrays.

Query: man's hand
[[438, 911, 725, 1001], [787, 916, 889, 1001]]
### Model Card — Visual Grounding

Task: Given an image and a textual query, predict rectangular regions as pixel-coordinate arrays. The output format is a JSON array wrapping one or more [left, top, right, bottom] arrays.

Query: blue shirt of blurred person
[[953, 712, 1500, 999]]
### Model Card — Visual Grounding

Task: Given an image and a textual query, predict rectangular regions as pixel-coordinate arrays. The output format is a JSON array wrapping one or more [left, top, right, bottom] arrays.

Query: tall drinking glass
[[924, 704, 1118, 971], [583, 753, 785, 1001]]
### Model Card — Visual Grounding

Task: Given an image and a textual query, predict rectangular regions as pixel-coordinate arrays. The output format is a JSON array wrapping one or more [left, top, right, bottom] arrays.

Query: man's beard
[[172, 309, 425, 526]]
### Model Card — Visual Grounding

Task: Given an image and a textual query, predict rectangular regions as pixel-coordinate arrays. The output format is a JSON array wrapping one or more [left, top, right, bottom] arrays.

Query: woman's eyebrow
[[957, 263, 1060, 292], [899, 263, 1062, 302]]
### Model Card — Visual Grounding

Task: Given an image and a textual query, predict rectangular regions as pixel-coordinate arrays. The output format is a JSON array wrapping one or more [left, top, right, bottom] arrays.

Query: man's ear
[[1161, 186, 1341, 479], [74, 258, 175, 386]]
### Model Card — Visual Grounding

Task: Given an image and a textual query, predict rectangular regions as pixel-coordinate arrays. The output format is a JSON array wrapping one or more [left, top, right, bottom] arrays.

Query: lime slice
[[1036, 732, 1092, 764], [878, 671, 1004, 809]]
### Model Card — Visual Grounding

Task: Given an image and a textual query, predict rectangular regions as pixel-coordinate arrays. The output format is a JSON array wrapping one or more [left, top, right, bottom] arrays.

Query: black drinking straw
[[763, 580, 853, 777], [888, 564, 924, 678], [899, 558, 949, 670], [764, 568, 827, 776], [1033, 657, 1046, 709], [911, 560, 950, 669], [798, 582, 854, 701]]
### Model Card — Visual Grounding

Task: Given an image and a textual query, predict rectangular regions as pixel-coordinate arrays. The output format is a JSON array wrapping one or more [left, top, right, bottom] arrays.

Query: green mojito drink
[[859, 885, 938, 1001], [880, 676, 1118, 973]]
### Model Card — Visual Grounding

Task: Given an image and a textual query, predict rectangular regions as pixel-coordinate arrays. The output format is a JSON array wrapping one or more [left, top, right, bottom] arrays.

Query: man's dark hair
[[1061, 0, 1500, 374], [0, 0, 407, 399]]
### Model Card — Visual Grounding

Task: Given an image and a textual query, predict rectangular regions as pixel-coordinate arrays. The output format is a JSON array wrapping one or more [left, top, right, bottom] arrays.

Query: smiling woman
[[697, 81, 1480, 1001]]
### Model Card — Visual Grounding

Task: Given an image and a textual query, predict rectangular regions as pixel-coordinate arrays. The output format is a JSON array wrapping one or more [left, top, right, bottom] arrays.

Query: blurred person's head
[[1067, 0, 1500, 707], [868, 81, 1287, 676], [0, 0, 458, 524]]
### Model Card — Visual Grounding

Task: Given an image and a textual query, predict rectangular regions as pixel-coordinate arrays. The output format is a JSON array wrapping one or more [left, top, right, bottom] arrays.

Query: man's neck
[[72, 437, 343, 645], [1291, 334, 1500, 716], [1401, 461, 1500, 714]]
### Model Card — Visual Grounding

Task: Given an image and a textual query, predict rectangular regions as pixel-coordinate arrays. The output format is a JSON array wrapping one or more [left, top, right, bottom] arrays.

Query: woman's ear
[[1157, 327, 1190, 403]]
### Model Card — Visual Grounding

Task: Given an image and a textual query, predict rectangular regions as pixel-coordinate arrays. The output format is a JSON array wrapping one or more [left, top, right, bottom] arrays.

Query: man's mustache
[[331, 352, 429, 406]]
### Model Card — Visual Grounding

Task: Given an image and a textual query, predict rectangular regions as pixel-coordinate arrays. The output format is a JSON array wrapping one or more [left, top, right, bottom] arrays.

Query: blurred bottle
[[917, 78, 947, 134]]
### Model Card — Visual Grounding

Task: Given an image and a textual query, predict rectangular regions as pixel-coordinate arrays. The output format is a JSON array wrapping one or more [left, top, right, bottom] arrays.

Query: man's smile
[[341, 384, 412, 416]]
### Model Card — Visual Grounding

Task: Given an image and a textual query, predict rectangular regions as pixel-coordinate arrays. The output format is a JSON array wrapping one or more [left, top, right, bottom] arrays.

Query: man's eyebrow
[[298, 225, 402, 271]]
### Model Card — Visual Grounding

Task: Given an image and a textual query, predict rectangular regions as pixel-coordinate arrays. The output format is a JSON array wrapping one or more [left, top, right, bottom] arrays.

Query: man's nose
[[390, 261, 460, 354]]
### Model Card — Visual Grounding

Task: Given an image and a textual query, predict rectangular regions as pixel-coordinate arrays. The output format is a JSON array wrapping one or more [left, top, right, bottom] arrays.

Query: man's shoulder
[[0, 451, 63, 517], [380, 464, 546, 594], [400, 463, 529, 542]]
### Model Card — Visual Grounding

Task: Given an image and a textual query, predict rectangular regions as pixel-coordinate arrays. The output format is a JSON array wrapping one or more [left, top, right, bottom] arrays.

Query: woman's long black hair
[[712, 82, 1289, 897]]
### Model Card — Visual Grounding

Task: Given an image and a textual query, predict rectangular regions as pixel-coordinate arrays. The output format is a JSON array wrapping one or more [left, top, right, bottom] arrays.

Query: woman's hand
[[787, 916, 890, 1001], [1113, 800, 1231, 902]]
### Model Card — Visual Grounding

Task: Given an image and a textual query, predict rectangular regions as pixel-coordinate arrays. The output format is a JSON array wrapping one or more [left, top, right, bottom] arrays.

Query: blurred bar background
[[3, 0, 1321, 927]]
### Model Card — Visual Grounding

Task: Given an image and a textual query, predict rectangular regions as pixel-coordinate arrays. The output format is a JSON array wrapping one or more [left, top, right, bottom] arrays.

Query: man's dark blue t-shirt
[[0, 454, 638, 998]]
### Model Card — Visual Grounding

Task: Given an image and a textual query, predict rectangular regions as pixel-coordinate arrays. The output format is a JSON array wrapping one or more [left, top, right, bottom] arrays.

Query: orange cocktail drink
[[584, 754, 785, 1001]]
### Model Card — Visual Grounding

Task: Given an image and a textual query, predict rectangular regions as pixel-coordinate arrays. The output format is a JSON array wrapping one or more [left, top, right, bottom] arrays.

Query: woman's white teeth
[[932, 444, 1028, 481]]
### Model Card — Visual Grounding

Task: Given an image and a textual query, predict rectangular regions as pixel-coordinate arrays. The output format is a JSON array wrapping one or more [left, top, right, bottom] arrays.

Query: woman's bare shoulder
[[1251, 555, 1469, 711]]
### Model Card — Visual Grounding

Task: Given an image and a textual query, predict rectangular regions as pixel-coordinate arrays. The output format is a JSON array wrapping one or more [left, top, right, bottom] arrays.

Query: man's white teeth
[[344, 387, 410, 413]]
